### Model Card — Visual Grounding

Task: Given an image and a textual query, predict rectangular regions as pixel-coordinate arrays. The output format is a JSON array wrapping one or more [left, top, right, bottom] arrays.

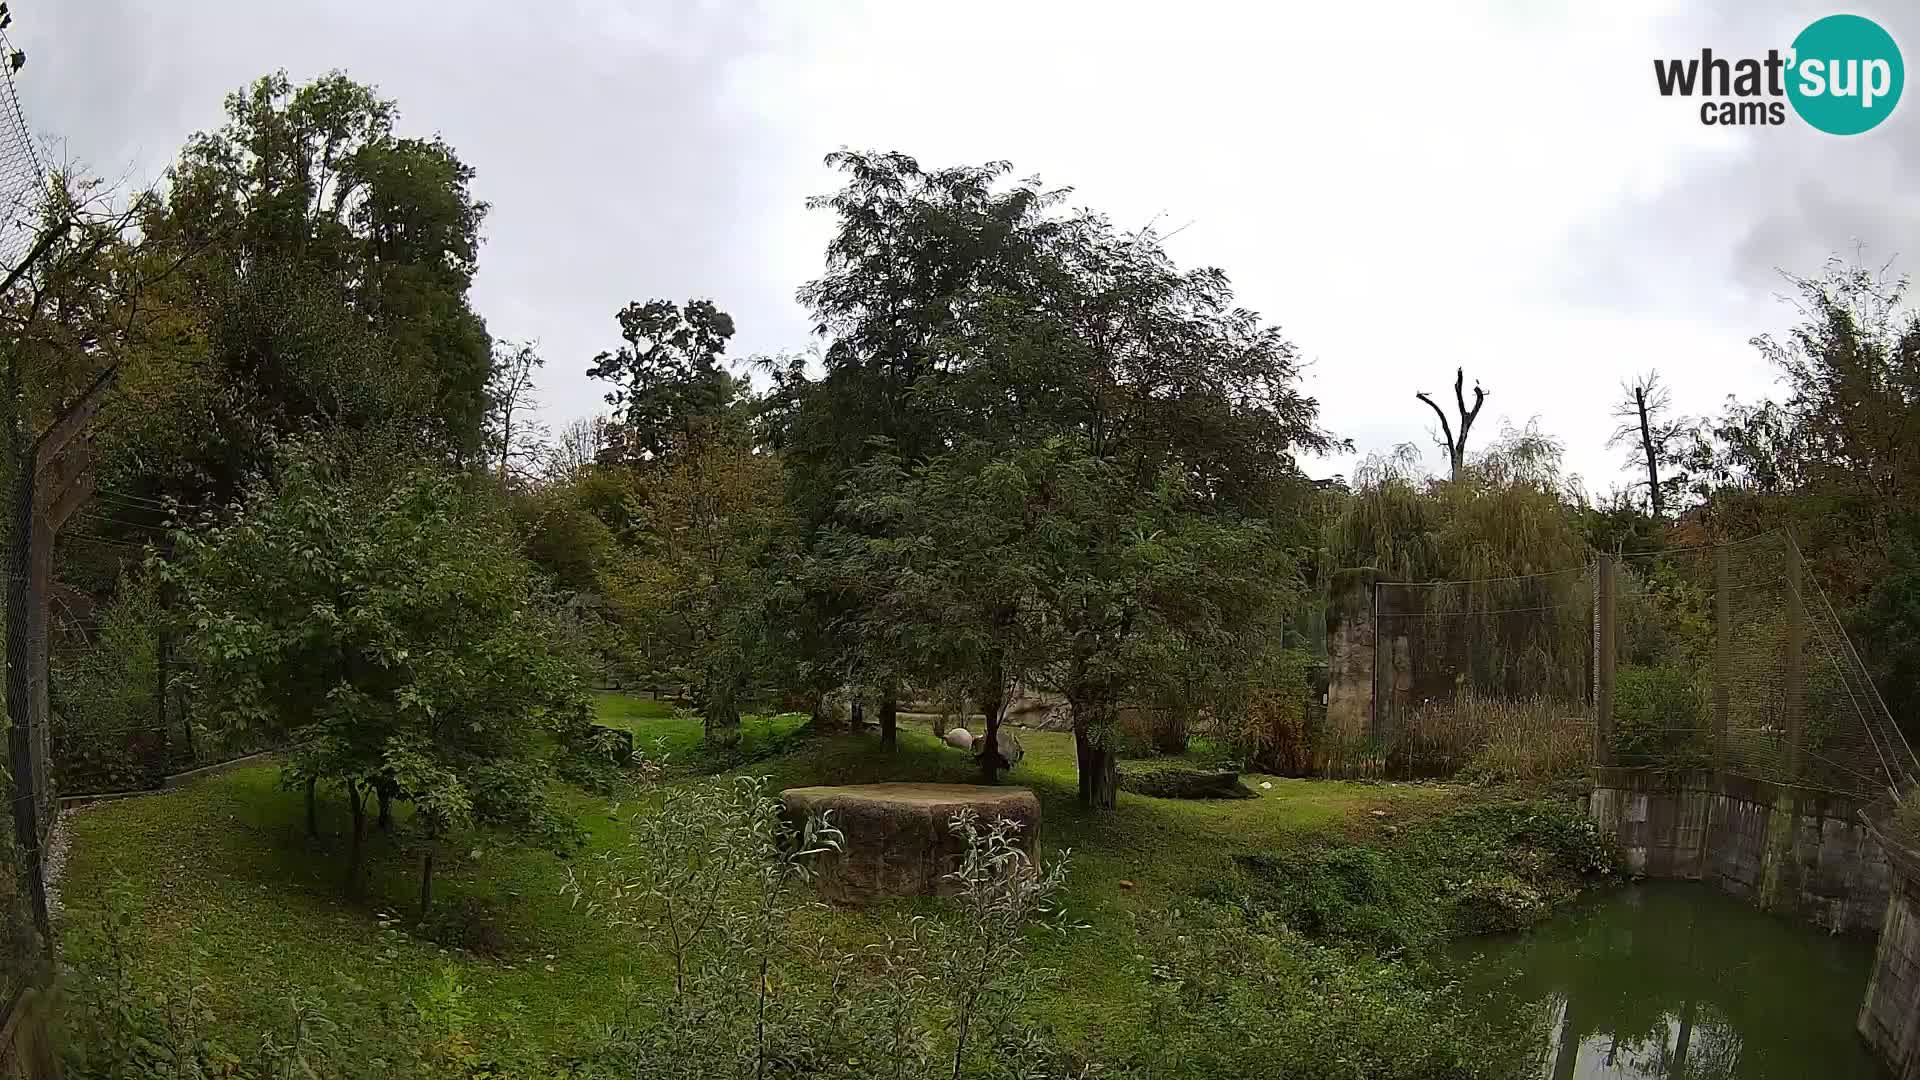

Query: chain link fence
[[0, 18, 53, 1071]]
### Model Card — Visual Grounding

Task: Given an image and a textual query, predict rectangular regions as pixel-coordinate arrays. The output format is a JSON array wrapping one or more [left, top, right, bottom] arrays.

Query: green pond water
[[1453, 882, 1884, 1079]]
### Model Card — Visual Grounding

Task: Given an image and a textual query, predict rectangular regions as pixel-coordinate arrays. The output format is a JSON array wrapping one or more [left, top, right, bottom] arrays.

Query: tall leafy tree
[[1687, 260, 1920, 732], [113, 71, 493, 513], [587, 299, 742, 465], [600, 433, 788, 745], [781, 152, 1336, 803], [820, 443, 1045, 770], [769, 152, 1071, 740]]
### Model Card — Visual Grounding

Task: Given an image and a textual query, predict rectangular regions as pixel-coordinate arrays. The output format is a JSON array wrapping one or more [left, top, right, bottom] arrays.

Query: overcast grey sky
[[17, 1, 1920, 494]]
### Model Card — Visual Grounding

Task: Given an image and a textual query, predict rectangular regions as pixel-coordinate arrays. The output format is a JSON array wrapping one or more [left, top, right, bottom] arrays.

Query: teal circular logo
[[1788, 14, 1903, 135]]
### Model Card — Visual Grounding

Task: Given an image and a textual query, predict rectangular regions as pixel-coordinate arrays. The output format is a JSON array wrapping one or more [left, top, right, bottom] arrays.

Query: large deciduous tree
[[780, 151, 1337, 805], [112, 71, 493, 515], [600, 432, 787, 746], [1686, 259, 1920, 733]]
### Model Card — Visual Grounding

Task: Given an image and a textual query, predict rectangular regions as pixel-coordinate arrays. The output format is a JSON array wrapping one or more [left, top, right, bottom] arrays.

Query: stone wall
[[1859, 825, 1920, 1078], [1589, 766, 1891, 934]]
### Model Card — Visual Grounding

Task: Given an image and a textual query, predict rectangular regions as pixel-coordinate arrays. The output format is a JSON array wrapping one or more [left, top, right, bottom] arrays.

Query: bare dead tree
[[545, 413, 613, 482], [1416, 366, 1487, 480], [1608, 370, 1687, 518], [485, 338, 547, 485]]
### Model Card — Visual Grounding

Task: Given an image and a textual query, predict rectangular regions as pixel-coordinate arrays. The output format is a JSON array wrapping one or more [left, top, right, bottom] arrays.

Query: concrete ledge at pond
[[1857, 817, 1920, 1078], [780, 783, 1040, 904], [1589, 766, 1892, 934]]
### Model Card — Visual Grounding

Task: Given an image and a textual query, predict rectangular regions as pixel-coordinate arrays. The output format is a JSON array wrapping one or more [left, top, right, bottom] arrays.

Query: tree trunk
[[879, 696, 897, 751], [345, 780, 368, 898], [979, 685, 1006, 784], [305, 775, 319, 839], [702, 666, 742, 747], [850, 699, 864, 729], [1635, 386, 1664, 518], [377, 786, 393, 833], [1072, 703, 1119, 810], [810, 690, 846, 733], [419, 842, 436, 918]]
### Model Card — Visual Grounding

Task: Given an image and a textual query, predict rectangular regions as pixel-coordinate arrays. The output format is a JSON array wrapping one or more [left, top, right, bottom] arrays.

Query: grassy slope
[[57, 696, 1468, 1060]]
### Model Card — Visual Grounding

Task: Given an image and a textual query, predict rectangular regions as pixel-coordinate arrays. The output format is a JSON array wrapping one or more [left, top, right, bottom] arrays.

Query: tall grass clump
[[1452, 693, 1593, 787]]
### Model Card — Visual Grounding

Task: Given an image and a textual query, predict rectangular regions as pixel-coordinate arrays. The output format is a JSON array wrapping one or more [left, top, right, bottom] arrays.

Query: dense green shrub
[[1450, 693, 1592, 788], [1233, 647, 1318, 775], [51, 577, 168, 794], [565, 772, 1078, 1080], [1224, 798, 1617, 953], [1127, 904, 1538, 1079], [1233, 846, 1421, 949]]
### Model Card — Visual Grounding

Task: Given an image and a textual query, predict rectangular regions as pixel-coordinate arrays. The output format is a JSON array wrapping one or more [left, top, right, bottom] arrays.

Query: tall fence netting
[[0, 18, 49, 1063], [1329, 566, 1595, 781], [1333, 531, 1918, 802], [1614, 532, 1916, 803]]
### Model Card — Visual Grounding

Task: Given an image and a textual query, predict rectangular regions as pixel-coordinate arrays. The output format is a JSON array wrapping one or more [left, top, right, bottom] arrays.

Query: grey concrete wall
[[1589, 767, 1891, 935], [1324, 603, 1373, 750], [1859, 825, 1920, 1079]]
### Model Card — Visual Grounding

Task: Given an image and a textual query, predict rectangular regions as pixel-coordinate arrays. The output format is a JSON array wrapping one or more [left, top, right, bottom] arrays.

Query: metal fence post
[[1595, 554, 1615, 767], [1785, 538, 1806, 783], [1369, 580, 1382, 749], [1714, 545, 1730, 770]]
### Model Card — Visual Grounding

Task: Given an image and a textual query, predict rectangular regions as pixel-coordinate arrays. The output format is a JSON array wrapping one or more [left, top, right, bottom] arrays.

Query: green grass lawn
[[590, 691, 812, 766], [56, 694, 1477, 1066]]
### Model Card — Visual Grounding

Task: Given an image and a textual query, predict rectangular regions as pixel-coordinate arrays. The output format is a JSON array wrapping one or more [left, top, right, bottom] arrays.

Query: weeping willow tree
[[1329, 424, 1593, 706]]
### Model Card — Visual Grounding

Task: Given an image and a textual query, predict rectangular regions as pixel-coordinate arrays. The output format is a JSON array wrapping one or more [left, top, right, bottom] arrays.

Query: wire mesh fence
[[0, 25, 40, 275], [0, 18, 47, 1047], [1335, 530, 1918, 801], [1612, 531, 1916, 802]]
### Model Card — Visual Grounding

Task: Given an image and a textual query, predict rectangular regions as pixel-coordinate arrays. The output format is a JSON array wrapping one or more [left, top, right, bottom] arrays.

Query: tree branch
[[1415, 391, 1455, 459]]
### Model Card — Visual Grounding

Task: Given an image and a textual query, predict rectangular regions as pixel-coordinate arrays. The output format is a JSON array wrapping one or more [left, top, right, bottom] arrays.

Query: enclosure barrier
[[1330, 530, 1916, 805]]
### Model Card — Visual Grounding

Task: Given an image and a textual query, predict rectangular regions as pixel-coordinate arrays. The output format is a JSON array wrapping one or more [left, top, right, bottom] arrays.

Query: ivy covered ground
[[55, 694, 1615, 1077]]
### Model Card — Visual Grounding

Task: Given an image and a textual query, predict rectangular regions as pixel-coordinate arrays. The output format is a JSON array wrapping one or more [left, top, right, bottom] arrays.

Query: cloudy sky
[[17, 0, 1920, 493]]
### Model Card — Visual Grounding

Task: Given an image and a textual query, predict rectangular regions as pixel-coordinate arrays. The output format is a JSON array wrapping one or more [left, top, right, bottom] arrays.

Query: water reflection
[[1455, 883, 1882, 1079]]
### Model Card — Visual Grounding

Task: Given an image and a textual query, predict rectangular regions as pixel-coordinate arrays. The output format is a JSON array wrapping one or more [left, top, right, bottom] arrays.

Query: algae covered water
[[1453, 882, 1883, 1079]]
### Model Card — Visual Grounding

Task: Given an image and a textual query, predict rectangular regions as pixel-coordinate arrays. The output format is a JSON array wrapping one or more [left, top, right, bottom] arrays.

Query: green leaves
[[169, 436, 589, 872]]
